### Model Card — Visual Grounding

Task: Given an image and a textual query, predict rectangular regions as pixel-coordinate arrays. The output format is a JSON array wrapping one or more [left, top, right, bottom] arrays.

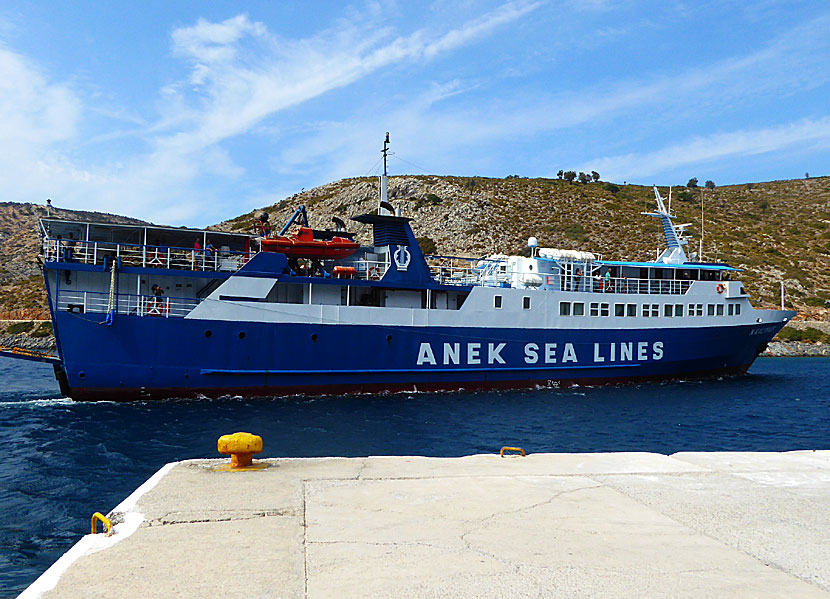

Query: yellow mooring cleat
[[217, 432, 263, 469]]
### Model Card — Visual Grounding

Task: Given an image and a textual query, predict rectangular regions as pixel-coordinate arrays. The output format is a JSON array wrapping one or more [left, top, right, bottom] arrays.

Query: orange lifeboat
[[261, 227, 360, 259]]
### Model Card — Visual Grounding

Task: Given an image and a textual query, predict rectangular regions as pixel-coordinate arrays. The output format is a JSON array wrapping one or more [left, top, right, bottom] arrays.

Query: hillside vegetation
[[216, 175, 830, 318]]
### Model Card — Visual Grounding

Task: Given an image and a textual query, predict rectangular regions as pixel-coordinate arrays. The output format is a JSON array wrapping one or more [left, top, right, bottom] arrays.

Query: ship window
[[675, 304, 683, 317], [523, 296, 531, 310], [642, 304, 659, 318], [728, 304, 734, 316], [664, 304, 673, 318], [627, 303, 636, 317], [615, 303, 625, 317], [688, 303, 696, 316], [707, 304, 715, 316], [573, 302, 585, 316], [735, 303, 741, 315], [600, 303, 610, 317], [590, 302, 599, 317], [494, 295, 503, 309], [560, 301, 571, 316], [716, 304, 724, 316]]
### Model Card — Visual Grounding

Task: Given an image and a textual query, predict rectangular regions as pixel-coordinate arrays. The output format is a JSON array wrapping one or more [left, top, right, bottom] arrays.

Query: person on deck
[[192, 239, 202, 269], [150, 284, 164, 315], [62, 233, 77, 284], [205, 240, 218, 269]]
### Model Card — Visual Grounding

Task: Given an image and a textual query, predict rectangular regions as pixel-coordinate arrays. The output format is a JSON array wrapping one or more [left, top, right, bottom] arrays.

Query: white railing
[[427, 257, 694, 295], [556, 275, 693, 295], [43, 239, 254, 272], [57, 290, 201, 318], [352, 259, 389, 281], [430, 263, 485, 286]]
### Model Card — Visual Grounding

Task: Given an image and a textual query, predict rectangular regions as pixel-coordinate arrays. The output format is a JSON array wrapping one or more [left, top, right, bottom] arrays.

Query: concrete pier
[[24, 451, 830, 598]]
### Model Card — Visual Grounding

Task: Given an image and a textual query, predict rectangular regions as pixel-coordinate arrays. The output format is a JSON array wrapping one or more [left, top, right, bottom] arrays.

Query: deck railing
[[428, 257, 694, 295], [43, 239, 254, 272], [56, 290, 201, 318]]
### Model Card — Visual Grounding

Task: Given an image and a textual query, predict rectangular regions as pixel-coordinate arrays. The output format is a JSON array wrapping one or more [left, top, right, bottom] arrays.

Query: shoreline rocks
[[762, 341, 830, 358], [0, 333, 56, 352]]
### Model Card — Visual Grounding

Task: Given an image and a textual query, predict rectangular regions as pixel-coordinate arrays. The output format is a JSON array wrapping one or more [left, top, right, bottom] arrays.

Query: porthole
[[205, 330, 213, 338], [78, 371, 86, 379], [311, 334, 318, 342], [386, 335, 392, 343], [238, 332, 246, 340]]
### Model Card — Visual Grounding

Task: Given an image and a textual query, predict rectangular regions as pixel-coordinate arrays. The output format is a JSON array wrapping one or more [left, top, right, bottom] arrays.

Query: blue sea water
[[1, 356, 829, 597]]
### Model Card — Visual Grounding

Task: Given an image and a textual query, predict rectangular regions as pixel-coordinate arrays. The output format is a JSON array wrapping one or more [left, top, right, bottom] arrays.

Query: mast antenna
[[379, 132, 391, 215], [383, 132, 389, 177], [699, 188, 704, 260]]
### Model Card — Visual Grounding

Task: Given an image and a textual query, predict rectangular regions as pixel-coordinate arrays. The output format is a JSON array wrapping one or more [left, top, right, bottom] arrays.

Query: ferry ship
[[21, 141, 794, 400]]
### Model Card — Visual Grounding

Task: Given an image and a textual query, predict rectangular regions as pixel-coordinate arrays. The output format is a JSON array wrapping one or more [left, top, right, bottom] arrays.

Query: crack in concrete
[[353, 458, 369, 480], [146, 508, 296, 526], [302, 479, 309, 599], [457, 483, 602, 567], [586, 474, 830, 593], [308, 540, 449, 550]]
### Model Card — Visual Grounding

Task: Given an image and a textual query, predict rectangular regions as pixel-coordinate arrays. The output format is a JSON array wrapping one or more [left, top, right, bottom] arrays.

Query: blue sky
[[1, 1, 828, 226]]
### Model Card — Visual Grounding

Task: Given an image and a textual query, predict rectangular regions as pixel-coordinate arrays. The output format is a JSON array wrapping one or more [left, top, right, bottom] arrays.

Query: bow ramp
[[0, 344, 62, 365]]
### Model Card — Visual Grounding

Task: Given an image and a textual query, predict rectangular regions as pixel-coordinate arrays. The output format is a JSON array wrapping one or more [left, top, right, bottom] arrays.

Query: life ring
[[368, 266, 380, 280], [716, 283, 725, 294]]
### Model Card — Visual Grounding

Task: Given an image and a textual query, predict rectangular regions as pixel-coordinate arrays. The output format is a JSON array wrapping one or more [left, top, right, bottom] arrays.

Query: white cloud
[[579, 117, 830, 181], [158, 2, 541, 157], [0, 47, 91, 203], [422, 1, 541, 59], [0, 48, 80, 146]]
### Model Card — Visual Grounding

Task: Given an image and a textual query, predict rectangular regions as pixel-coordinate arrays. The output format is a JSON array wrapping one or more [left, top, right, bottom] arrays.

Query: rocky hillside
[[216, 175, 830, 318], [0, 202, 146, 318]]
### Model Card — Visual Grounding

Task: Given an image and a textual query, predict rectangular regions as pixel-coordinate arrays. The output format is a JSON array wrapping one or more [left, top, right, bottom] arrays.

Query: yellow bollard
[[91, 512, 112, 535], [217, 432, 263, 469], [500, 446, 526, 458]]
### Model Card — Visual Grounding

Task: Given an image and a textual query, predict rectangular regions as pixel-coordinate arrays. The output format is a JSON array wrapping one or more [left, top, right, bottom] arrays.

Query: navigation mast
[[379, 132, 391, 215]]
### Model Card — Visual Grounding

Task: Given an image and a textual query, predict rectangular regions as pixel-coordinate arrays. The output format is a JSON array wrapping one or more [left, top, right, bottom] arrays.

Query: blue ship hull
[[51, 310, 777, 401]]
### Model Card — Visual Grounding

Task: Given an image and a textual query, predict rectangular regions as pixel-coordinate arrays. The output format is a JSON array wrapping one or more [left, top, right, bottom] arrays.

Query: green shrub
[[7, 321, 34, 334], [776, 327, 829, 343], [31, 322, 53, 338], [416, 236, 438, 254], [561, 223, 588, 242], [804, 297, 829, 307], [603, 182, 620, 194]]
